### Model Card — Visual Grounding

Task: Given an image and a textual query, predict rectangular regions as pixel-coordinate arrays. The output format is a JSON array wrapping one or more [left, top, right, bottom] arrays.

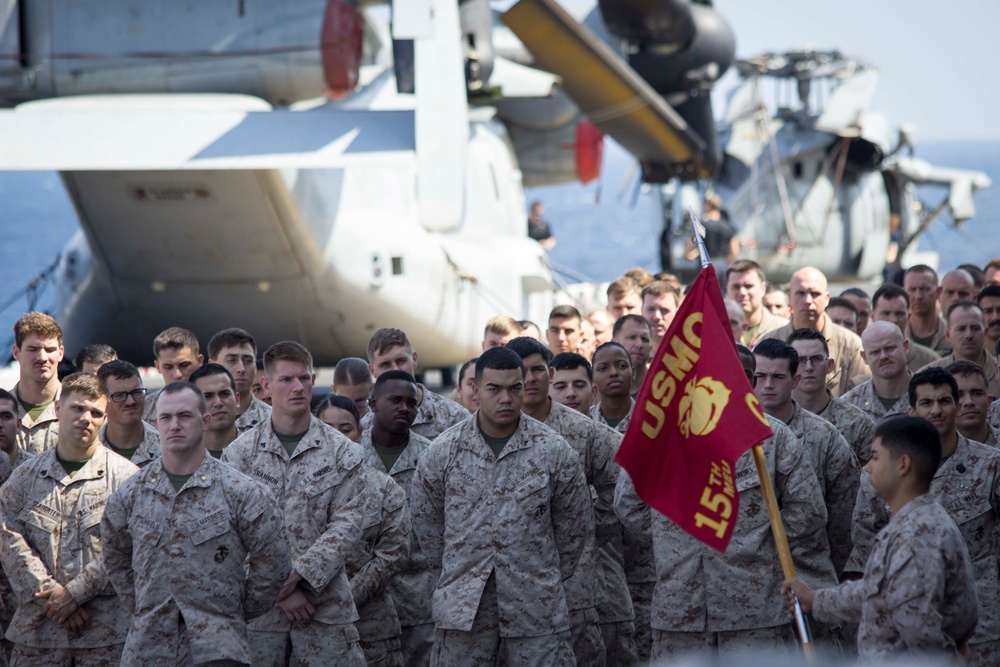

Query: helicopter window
[[793, 161, 804, 179], [392, 257, 403, 276]]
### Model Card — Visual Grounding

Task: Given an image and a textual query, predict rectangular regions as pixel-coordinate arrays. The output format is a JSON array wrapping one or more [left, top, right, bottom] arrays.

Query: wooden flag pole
[[688, 209, 814, 659], [751, 445, 814, 659]]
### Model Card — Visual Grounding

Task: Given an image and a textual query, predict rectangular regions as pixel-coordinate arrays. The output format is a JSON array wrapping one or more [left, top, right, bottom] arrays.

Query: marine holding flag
[[613, 263, 838, 660]]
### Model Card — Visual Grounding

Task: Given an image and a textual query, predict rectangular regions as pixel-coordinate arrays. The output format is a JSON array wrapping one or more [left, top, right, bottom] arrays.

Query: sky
[[501, 0, 1000, 142]]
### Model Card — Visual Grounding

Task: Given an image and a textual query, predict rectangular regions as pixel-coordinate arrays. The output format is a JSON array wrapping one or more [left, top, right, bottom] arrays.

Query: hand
[[35, 584, 79, 624], [277, 589, 315, 623], [59, 607, 90, 632], [277, 570, 304, 602], [781, 578, 815, 614]]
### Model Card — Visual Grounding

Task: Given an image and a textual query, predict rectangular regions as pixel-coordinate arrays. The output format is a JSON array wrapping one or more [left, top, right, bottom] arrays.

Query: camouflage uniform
[[991, 400, 1000, 433], [101, 454, 290, 665], [816, 495, 978, 659], [236, 396, 272, 434], [359, 428, 436, 666], [615, 416, 837, 660], [906, 317, 950, 355], [346, 465, 409, 667], [0, 446, 138, 663], [611, 483, 655, 663], [589, 398, 635, 435], [9, 383, 58, 455], [841, 379, 911, 423], [906, 339, 941, 373], [361, 386, 469, 441], [410, 414, 591, 665], [853, 434, 1000, 663], [5, 448, 32, 470], [543, 399, 635, 667], [816, 391, 877, 465], [544, 400, 634, 666], [783, 402, 859, 577], [974, 425, 1000, 449], [98, 421, 161, 468], [142, 387, 160, 425], [760, 318, 870, 397], [222, 417, 368, 666], [922, 351, 1000, 398]]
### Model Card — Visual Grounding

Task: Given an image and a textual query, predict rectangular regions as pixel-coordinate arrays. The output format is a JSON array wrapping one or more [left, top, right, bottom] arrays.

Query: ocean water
[[0, 140, 998, 350]]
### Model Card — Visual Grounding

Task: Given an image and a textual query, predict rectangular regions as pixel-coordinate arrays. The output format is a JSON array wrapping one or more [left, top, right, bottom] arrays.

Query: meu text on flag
[[615, 264, 773, 551]]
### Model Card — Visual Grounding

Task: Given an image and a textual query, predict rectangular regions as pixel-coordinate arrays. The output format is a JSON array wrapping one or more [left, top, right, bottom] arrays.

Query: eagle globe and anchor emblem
[[677, 375, 732, 438]]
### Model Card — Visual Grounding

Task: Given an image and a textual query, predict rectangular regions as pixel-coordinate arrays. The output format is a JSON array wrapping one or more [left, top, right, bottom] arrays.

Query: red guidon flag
[[615, 264, 773, 551]]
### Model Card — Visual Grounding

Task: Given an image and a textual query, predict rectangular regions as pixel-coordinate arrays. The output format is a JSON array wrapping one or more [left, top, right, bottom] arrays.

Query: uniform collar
[[40, 445, 109, 484], [142, 453, 218, 497]]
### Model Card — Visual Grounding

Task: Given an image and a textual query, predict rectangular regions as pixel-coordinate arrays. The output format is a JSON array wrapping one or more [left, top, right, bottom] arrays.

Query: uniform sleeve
[[855, 415, 876, 465], [239, 482, 291, 621], [350, 478, 410, 607], [294, 463, 366, 595], [409, 444, 446, 571], [773, 428, 838, 590], [551, 445, 593, 582], [883, 543, 964, 653], [823, 433, 859, 578], [99, 485, 136, 618], [613, 467, 652, 539], [813, 580, 865, 625], [0, 474, 56, 604], [851, 472, 890, 565], [590, 427, 623, 545]]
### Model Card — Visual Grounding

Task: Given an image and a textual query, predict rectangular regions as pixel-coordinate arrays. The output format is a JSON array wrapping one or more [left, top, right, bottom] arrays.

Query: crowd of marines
[[1, 256, 1000, 666]]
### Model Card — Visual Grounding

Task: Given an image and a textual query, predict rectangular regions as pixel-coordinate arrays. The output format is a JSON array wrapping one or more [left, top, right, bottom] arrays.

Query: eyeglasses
[[799, 355, 828, 368], [110, 388, 148, 403]]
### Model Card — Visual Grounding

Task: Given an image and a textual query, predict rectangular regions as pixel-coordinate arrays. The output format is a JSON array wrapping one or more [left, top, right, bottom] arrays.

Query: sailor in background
[[527, 201, 556, 251]]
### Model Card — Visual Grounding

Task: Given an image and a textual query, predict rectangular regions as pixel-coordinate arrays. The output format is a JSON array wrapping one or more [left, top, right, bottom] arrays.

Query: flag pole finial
[[687, 206, 711, 269]]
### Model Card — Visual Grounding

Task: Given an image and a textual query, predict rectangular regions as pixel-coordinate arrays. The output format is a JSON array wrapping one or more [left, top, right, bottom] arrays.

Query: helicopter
[[500, 0, 992, 283], [0, 0, 609, 367]]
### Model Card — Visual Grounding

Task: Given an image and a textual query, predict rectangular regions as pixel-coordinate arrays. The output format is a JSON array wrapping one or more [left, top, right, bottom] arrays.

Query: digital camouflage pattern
[[359, 428, 434, 630], [221, 417, 367, 633], [615, 416, 837, 634], [101, 454, 290, 665], [841, 379, 911, 423], [236, 395, 272, 434], [589, 399, 634, 435], [853, 433, 1000, 649], [99, 421, 161, 468], [816, 392, 877, 464], [545, 400, 633, 663], [10, 383, 58, 455], [816, 495, 978, 659], [361, 387, 470, 442], [345, 465, 408, 660], [0, 446, 137, 649], [410, 414, 592, 637], [784, 402, 860, 576], [760, 319, 870, 397]]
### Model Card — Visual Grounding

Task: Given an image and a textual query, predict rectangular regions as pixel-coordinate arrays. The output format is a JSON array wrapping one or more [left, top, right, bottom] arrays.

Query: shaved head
[[862, 320, 904, 348], [788, 267, 830, 329]]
